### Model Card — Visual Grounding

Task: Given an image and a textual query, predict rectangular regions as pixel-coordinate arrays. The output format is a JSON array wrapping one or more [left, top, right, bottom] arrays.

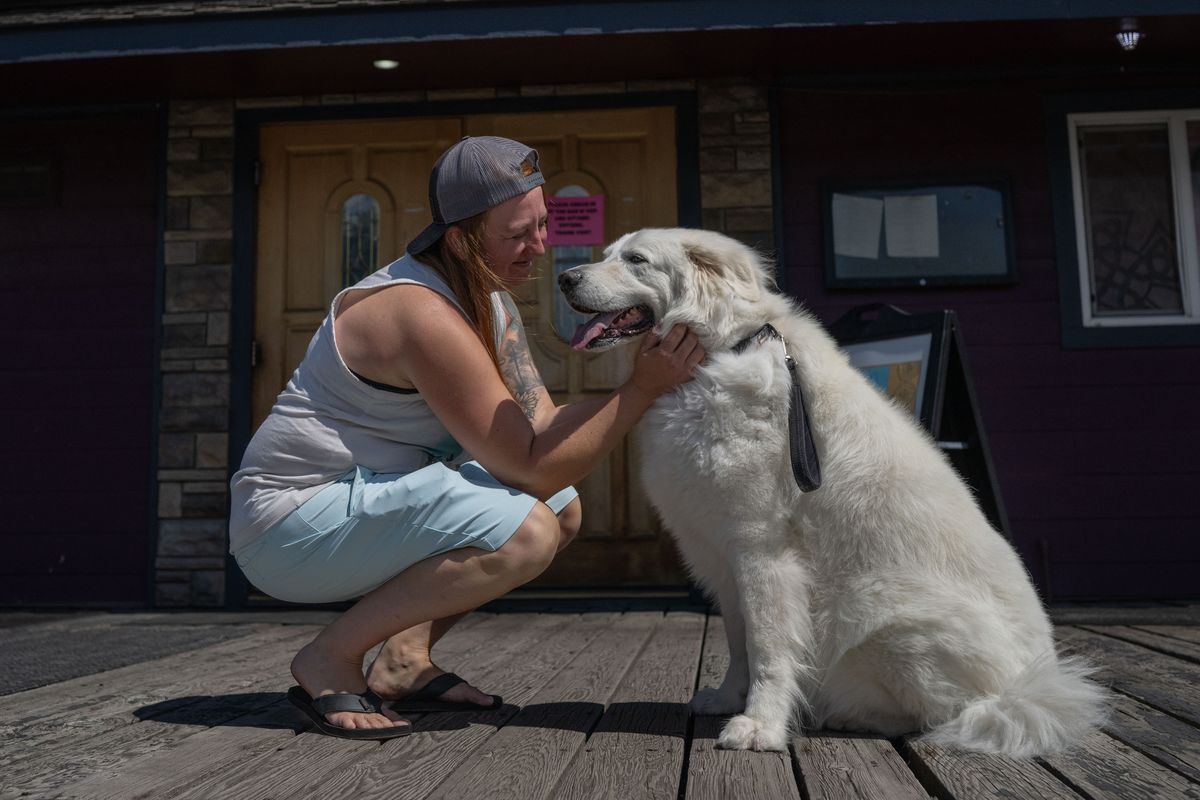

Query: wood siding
[[778, 85, 1200, 600], [0, 111, 158, 606]]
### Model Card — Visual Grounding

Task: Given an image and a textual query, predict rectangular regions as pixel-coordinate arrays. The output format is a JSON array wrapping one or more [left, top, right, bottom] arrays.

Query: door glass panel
[[1078, 124, 1183, 316], [551, 184, 597, 343], [341, 192, 380, 287]]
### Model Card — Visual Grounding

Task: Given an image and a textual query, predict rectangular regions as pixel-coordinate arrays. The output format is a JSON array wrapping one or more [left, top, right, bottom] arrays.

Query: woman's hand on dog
[[628, 324, 705, 398]]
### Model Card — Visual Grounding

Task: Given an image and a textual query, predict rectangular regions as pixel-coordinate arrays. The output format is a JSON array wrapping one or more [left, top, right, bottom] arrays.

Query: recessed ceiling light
[[374, 59, 399, 70]]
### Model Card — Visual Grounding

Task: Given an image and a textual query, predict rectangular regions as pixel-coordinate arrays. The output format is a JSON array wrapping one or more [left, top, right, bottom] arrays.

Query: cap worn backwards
[[406, 136, 545, 256]]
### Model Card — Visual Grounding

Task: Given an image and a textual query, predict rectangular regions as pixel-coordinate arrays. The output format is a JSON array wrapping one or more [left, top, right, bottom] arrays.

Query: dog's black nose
[[558, 270, 582, 291]]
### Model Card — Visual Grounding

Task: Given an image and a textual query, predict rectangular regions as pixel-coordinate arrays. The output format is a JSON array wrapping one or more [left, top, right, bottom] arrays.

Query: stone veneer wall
[[153, 79, 775, 607], [697, 83, 776, 257], [157, 100, 236, 607]]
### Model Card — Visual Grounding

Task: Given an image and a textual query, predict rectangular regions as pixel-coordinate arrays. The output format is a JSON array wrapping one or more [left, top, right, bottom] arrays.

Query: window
[[340, 193, 380, 287], [549, 184, 600, 343], [1068, 110, 1200, 332]]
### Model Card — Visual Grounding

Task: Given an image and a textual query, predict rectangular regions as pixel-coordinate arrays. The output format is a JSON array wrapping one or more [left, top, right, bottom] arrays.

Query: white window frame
[[1067, 109, 1200, 328]]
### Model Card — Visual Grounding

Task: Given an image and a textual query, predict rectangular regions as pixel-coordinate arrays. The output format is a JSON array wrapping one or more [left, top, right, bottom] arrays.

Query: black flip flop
[[287, 686, 413, 740], [389, 672, 503, 713]]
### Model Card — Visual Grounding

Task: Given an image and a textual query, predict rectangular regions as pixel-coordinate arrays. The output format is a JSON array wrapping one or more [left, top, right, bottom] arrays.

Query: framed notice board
[[822, 178, 1016, 288], [829, 303, 1011, 539]]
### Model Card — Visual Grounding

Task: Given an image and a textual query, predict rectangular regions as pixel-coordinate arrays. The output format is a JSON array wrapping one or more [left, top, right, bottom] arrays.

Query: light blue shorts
[[233, 461, 578, 604]]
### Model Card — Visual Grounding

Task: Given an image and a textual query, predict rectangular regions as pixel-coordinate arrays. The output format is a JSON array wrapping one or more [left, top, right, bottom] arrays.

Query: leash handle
[[784, 345, 822, 492]]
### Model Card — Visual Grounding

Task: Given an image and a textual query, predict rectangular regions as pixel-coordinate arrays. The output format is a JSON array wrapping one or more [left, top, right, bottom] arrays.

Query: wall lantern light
[[1116, 18, 1142, 51]]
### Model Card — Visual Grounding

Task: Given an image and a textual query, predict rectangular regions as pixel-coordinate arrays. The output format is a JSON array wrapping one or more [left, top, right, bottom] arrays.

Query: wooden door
[[253, 107, 684, 587], [466, 108, 682, 586], [253, 118, 463, 426]]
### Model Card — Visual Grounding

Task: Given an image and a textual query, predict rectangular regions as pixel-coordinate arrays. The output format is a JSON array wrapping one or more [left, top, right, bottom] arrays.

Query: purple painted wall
[[778, 85, 1200, 601], [0, 112, 158, 606]]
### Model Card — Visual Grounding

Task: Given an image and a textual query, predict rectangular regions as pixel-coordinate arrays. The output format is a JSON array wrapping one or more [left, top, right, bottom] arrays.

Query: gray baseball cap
[[406, 136, 546, 256]]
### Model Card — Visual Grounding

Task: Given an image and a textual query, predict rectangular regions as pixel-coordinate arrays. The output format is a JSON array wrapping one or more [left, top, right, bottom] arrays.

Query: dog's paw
[[717, 714, 788, 751], [690, 687, 745, 716]]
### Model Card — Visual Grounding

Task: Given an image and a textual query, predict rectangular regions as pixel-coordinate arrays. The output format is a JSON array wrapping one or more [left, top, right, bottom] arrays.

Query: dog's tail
[[921, 653, 1109, 757]]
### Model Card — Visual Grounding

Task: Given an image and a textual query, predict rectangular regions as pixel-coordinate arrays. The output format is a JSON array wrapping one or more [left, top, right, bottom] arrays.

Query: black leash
[[731, 324, 822, 492]]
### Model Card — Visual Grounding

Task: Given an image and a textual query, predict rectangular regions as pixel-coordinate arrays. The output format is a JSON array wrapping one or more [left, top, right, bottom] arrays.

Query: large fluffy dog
[[559, 228, 1107, 755]]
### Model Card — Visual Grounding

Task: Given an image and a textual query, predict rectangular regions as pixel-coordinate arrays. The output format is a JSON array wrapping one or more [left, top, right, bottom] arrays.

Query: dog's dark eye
[[625, 253, 647, 265]]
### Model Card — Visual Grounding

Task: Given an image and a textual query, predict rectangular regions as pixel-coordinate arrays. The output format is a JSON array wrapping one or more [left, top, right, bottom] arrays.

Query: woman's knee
[[557, 497, 582, 551], [500, 502, 559, 577]]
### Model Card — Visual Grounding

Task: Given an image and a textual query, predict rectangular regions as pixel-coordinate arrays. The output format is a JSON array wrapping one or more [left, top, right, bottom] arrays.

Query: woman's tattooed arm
[[496, 292, 547, 422]]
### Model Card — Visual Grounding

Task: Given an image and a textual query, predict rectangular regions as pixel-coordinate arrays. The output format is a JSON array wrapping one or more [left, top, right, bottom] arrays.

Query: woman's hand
[[627, 324, 705, 399]]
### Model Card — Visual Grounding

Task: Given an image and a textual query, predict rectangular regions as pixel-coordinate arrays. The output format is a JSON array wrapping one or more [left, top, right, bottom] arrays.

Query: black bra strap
[[350, 369, 419, 395]]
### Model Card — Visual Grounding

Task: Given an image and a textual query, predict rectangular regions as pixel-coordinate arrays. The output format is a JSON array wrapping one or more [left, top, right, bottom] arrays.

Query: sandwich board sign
[[829, 303, 1010, 540]]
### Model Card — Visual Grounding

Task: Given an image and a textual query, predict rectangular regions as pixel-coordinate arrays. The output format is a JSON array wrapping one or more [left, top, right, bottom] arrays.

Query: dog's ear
[[684, 243, 724, 276], [687, 238, 765, 300]]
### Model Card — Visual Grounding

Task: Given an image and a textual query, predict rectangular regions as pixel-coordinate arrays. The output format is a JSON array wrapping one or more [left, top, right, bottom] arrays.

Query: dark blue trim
[[225, 105, 259, 611], [0, 102, 171, 120], [148, 102, 168, 609], [6, 0, 1200, 65], [675, 97, 702, 229], [1044, 87, 1200, 349], [769, 84, 787, 295]]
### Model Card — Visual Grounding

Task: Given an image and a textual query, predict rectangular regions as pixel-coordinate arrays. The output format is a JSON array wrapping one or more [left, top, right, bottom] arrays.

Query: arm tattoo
[[495, 292, 546, 421]]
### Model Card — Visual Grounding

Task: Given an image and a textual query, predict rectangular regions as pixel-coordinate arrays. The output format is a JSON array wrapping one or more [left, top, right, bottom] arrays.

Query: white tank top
[[228, 255, 473, 552]]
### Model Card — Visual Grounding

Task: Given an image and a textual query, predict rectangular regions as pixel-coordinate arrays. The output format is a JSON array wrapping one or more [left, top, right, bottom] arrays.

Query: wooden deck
[[2, 603, 1200, 799]]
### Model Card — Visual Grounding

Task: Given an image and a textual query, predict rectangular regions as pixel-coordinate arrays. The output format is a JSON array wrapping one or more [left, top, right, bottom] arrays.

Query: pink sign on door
[[547, 195, 605, 246]]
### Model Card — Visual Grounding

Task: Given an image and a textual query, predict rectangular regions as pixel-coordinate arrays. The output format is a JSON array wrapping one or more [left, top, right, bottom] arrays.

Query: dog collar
[[731, 322, 783, 355], [731, 323, 797, 372]]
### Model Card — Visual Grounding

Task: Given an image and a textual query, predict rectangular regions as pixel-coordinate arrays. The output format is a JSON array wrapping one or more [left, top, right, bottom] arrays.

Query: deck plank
[[251, 612, 619, 800], [1040, 730, 1200, 800], [1080, 625, 1200, 663], [56, 612, 556, 800], [7, 692, 290, 800], [425, 611, 664, 800], [3, 627, 319, 799], [39, 695, 309, 800], [552, 610, 706, 800], [686, 613, 801, 800], [1056, 627, 1200, 725], [6, 611, 1200, 800], [0, 622, 278, 715], [29, 627, 320, 800], [901, 738, 1079, 800], [1104, 693, 1200, 783], [1137, 626, 1200, 646], [8, 613, 499, 798], [0, 624, 300, 760], [793, 733, 929, 800], [0, 612, 165, 637]]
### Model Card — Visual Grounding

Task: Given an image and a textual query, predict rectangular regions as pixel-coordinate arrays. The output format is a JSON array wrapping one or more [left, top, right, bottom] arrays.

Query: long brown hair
[[416, 212, 506, 370]]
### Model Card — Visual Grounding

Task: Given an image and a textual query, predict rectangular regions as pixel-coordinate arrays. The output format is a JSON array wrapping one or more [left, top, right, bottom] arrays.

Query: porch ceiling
[[4, 15, 1200, 109]]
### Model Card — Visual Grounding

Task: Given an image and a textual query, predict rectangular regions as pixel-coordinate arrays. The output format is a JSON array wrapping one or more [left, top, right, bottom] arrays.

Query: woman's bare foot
[[366, 635, 495, 707], [291, 640, 410, 732]]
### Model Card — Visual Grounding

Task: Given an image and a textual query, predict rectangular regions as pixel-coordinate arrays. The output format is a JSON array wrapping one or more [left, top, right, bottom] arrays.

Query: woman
[[229, 136, 704, 739]]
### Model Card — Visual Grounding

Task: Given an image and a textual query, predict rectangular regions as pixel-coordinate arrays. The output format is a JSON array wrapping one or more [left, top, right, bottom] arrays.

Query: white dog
[[559, 228, 1107, 755]]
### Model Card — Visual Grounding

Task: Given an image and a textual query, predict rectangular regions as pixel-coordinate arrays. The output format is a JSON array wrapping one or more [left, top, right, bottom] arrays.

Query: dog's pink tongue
[[570, 309, 623, 350]]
